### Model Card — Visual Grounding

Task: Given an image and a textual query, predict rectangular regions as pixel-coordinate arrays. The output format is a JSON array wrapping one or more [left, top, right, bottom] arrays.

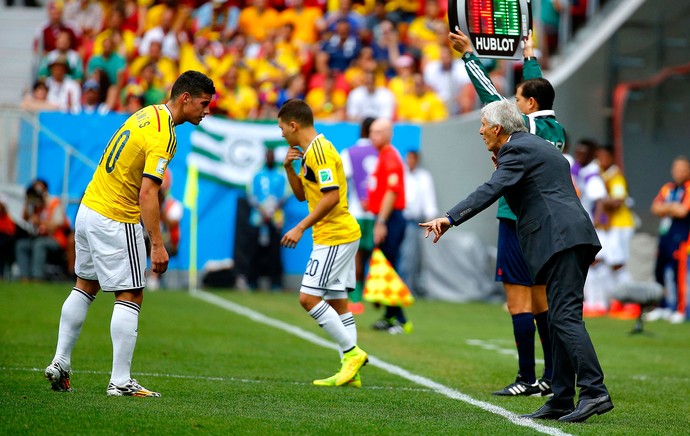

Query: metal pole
[[558, 0, 572, 49], [0, 113, 8, 185], [30, 112, 38, 181]]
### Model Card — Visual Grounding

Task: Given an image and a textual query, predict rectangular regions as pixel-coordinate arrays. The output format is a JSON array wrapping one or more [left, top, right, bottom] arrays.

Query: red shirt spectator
[[34, 1, 80, 54]]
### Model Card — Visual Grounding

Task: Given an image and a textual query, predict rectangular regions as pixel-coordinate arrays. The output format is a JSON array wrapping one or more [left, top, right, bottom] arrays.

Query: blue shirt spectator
[[320, 19, 361, 72]]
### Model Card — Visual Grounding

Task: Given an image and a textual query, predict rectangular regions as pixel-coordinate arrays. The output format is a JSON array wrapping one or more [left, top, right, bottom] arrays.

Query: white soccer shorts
[[74, 205, 147, 291], [300, 240, 359, 300]]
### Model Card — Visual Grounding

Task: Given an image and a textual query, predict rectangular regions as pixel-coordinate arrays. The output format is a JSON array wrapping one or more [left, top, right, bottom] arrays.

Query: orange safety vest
[[42, 197, 70, 250]]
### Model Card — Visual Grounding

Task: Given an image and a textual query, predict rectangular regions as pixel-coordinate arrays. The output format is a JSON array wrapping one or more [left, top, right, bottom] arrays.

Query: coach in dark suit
[[421, 100, 613, 423]]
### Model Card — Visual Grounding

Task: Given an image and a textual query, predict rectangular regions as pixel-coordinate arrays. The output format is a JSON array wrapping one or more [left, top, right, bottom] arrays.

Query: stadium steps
[[0, 3, 45, 106]]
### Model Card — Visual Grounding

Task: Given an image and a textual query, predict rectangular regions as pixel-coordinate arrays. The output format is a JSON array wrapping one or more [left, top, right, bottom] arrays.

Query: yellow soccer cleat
[[335, 346, 368, 386], [313, 372, 361, 388], [348, 372, 362, 388]]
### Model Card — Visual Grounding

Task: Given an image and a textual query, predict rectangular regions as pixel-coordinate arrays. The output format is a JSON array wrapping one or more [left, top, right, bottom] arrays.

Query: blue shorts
[[496, 218, 533, 286]]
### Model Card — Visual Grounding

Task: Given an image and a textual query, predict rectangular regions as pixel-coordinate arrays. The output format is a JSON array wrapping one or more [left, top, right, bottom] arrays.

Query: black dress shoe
[[521, 403, 574, 420], [558, 395, 614, 423]]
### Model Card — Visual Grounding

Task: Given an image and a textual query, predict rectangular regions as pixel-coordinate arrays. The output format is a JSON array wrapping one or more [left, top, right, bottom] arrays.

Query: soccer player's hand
[[419, 217, 452, 243], [150, 244, 169, 274], [283, 146, 303, 170], [448, 27, 472, 56], [281, 226, 303, 249]]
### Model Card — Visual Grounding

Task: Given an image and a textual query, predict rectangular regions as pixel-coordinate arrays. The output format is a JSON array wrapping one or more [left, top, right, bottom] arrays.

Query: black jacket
[[447, 131, 600, 280]]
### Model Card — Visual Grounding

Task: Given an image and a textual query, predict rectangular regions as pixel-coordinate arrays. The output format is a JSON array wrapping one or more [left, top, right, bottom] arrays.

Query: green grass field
[[1, 282, 689, 435]]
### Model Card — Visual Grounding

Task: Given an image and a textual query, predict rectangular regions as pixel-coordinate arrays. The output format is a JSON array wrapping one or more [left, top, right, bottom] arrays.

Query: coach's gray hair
[[481, 100, 527, 134]]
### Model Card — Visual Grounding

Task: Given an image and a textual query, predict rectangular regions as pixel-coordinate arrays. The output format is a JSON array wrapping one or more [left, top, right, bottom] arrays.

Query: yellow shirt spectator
[[397, 74, 447, 122], [388, 75, 414, 101], [407, 1, 445, 52], [384, 0, 420, 14], [600, 166, 635, 228], [238, 5, 280, 42], [279, 6, 322, 44], [129, 56, 178, 91], [216, 85, 259, 120], [178, 41, 234, 84], [344, 66, 386, 91], [92, 28, 137, 58], [306, 86, 347, 121]]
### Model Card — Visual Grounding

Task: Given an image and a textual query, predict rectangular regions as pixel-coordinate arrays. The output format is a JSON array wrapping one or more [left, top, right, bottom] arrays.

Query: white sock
[[110, 300, 140, 386], [338, 312, 357, 358], [308, 301, 355, 353], [53, 288, 95, 369], [585, 263, 609, 310]]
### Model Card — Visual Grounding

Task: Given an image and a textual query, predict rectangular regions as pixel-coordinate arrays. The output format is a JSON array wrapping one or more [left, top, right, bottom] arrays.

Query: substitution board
[[449, 0, 532, 59]]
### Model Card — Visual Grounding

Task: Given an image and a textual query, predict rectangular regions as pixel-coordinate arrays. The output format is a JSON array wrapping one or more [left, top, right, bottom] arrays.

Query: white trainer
[[106, 379, 161, 397], [45, 361, 72, 392], [668, 311, 686, 324]]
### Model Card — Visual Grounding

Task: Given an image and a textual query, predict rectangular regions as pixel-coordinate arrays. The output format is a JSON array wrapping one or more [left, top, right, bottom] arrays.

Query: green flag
[[187, 117, 287, 188]]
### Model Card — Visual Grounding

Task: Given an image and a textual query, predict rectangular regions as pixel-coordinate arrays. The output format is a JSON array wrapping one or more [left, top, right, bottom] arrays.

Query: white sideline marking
[[192, 289, 572, 436], [466, 339, 545, 365], [7, 367, 432, 392]]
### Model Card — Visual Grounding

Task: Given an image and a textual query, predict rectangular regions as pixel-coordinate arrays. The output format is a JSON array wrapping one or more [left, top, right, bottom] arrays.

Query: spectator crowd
[[21, 0, 515, 121]]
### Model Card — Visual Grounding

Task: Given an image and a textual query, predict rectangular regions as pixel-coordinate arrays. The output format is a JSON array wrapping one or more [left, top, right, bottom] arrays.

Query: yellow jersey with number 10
[[300, 134, 361, 246], [82, 104, 177, 224]]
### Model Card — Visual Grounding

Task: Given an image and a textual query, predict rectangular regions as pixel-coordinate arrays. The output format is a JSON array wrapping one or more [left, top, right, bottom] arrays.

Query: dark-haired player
[[45, 71, 216, 397], [278, 98, 368, 387]]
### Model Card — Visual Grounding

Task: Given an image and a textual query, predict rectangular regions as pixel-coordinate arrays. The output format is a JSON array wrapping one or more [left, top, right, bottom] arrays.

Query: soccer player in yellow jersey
[[45, 71, 216, 397], [278, 99, 369, 387]]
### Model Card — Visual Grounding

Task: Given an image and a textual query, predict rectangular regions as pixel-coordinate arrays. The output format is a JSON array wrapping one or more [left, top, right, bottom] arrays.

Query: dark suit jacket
[[447, 131, 600, 280]]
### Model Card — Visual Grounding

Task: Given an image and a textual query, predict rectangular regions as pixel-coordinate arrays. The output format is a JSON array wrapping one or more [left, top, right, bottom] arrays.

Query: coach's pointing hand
[[419, 217, 452, 243]]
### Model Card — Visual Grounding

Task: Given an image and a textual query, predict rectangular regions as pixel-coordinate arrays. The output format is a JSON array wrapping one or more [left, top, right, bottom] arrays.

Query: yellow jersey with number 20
[[300, 134, 361, 246], [82, 104, 177, 224]]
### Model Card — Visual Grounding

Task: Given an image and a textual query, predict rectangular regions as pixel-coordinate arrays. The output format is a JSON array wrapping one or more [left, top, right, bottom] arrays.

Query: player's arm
[[668, 185, 690, 218], [600, 177, 626, 211], [283, 146, 305, 201], [449, 28, 504, 104], [651, 199, 669, 217], [373, 189, 397, 246], [650, 185, 674, 218], [281, 188, 339, 249], [140, 176, 169, 274], [522, 30, 543, 80], [141, 119, 174, 274]]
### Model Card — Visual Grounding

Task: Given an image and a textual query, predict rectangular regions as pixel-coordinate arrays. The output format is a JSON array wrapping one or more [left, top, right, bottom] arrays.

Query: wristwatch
[[376, 217, 386, 225], [524, 56, 537, 62]]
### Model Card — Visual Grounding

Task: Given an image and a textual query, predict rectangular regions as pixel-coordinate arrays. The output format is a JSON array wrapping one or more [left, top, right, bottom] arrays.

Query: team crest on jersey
[[156, 158, 169, 175], [318, 168, 333, 184]]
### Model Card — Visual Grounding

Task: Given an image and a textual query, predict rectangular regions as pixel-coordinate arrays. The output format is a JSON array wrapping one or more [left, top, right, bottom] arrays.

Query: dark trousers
[[539, 244, 609, 407], [379, 210, 407, 322], [378, 210, 406, 270], [247, 223, 283, 289]]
